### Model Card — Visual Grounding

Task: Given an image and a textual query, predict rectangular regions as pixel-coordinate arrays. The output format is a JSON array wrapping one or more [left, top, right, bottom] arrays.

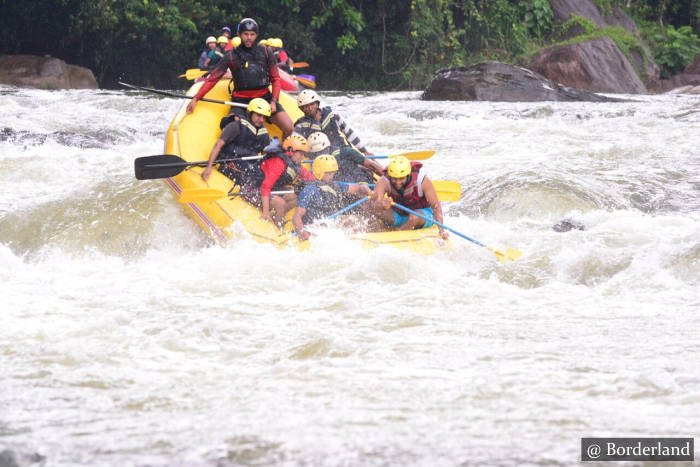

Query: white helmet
[[297, 89, 320, 107], [205, 36, 217, 45], [307, 132, 330, 153]]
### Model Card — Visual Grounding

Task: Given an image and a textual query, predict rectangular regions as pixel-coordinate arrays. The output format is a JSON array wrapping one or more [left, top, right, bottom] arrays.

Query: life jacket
[[301, 181, 344, 224], [229, 44, 271, 91], [383, 161, 430, 212], [247, 151, 302, 191], [218, 117, 270, 159], [294, 107, 346, 148], [208, 49, 224, 68]]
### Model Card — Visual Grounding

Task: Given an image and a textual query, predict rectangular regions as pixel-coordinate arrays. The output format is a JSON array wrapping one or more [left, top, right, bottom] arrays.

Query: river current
[[1, 86, 699, 466]]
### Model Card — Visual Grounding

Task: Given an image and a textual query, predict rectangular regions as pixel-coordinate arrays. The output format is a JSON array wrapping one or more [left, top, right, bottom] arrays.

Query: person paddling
[[292, 155, 371, 241], [198, 36, 217, 69], [372, 156, 449, 240], [305, 131, 382, 183], [204, 36, 227, 69], [241, 135, 315, 225], [267, 38, 294, 73], [201, 98, 271, 183], [294, 90, 382, 182], [186, 17, 294, 138]]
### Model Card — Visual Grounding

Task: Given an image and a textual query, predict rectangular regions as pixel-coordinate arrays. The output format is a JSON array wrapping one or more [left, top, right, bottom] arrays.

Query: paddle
[[391, 201, 522, 262], [178, 188, 293, 203], [327, 196, 371, 219], [302, 150, 434, 164], [178, 68, 209, 80], [294, 76, 316, 89], [292, 62, 309, 69], [338, 181, 461, 203], [118, 82, 248, 110], [134, 154, 265, 180]]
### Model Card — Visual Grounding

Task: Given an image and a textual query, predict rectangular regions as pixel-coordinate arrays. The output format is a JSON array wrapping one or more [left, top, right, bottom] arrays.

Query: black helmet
[[237, 18, 259, 34]]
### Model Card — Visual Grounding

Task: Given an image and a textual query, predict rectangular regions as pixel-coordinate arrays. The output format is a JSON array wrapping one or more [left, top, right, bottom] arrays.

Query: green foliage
[[592, 0, 615, 16], [643, 25, 700, 78], [520, 0, 554, 38], [0, 0, 697, 90], [558, 14, 598, 39]]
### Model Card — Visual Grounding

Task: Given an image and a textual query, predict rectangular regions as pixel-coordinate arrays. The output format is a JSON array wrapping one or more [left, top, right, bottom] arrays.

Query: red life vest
[[383, 161, 430, 212]]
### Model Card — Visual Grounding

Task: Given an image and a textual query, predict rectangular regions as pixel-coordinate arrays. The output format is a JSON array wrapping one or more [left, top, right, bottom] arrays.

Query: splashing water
[[1, 86, 698, 465]]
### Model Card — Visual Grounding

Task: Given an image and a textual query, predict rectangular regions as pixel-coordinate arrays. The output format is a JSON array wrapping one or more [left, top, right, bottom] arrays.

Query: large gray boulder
[[547, 0, 658, 92], [603, 7, 637, 33], [529, 36, 647, 94], [660, 54, 700, 93], [550, 0, 607, 28], [422, 61, 613, 102], [0, 54, 98, 89]]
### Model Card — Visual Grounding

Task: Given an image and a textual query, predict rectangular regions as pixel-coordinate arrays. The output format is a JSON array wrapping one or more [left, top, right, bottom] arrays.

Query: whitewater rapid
[[1, 86, 698, 466]]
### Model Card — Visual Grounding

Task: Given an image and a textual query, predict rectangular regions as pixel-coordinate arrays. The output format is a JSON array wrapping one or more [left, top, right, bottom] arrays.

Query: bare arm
[[347, 184, 371, 197], [292, 206, 310, 240], [363, 158, 384, 176], [422, 176, 448, 239], [371, 177, 392, 210], [201, 139, 225, 181]]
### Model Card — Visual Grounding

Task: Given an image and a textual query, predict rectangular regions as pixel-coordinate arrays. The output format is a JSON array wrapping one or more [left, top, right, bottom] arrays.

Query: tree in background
[[0, 0, 697, 89]]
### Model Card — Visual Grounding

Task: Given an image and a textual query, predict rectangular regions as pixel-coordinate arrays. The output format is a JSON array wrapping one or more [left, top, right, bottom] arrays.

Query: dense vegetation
[[1, 0, 698, 89]]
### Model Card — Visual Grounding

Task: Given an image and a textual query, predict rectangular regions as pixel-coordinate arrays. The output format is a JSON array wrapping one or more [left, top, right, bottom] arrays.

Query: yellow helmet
[[312, 155, 338, 180], [282, 134, 309, 153], [387, 156, 412, 178], [258, 39, 268, 46], [247, 98, 271, 117], [297, 89, 320, 107], [268, 38, 283, 48], [217, 35, 229, 44], [231, 37, 241, 48], [307, 132, 330, 153]]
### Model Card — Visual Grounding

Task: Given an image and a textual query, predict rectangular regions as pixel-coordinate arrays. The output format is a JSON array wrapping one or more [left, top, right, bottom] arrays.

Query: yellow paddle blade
[[180, 69, 209, 80], [292, 62, 309, 69], [391, 150, 435, 161], [488, 246, 523, 262], [505, 248, 523, 261], [488, 247, 509, 262], [294, 76, 316, 88], [178, 188, 227, 203], [434, 180, 461, 202]]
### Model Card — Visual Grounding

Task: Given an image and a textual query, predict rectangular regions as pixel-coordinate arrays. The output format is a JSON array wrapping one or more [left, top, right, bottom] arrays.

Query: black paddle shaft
[[118, 82, 247, 108], [134, 154, 237, 180]]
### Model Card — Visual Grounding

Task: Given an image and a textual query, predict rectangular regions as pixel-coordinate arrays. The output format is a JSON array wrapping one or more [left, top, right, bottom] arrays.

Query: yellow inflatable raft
[[162, 80, 451, 253]]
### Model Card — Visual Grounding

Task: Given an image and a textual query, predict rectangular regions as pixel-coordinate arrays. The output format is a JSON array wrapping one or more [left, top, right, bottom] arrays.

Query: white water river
[[1, 86, 699, 466]]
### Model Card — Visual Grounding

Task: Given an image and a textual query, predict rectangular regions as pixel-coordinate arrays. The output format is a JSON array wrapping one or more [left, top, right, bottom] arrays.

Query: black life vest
[[294, 107, 346, 148], [230, 45, 271, 91], [218, 118, 270, 159], [301, 181, 344, 224], [383, 162, 430, 211]]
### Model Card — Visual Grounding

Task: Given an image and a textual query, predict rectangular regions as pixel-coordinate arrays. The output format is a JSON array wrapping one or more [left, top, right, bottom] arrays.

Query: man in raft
[[372, 156, 449, 240], [200, 98, 271, 183], [294, 90, 383, 183], [242, 135, 315, 226], [306, 131, 382, 183], [266, 38, 294, 72], [292, 155, 371, 241], [186, 17, 294, 138]]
